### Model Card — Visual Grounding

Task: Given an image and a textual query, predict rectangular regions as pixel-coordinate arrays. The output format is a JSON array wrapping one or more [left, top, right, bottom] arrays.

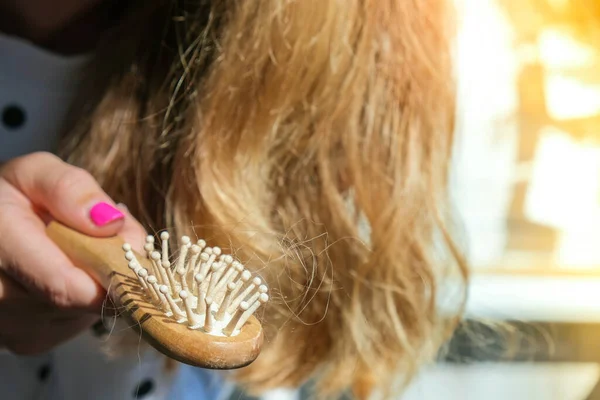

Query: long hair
[[62, 0, 468, 398]]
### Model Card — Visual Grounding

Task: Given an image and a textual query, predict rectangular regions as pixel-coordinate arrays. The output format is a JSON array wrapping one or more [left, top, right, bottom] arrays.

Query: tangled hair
[[62, 0, 468, 398]]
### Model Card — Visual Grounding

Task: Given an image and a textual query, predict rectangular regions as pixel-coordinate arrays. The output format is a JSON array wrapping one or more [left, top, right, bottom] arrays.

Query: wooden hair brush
[[45, 221, 268, 369]]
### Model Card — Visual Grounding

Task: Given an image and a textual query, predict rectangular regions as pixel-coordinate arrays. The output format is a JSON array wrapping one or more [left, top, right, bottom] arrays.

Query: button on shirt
[[0, 33, 232, 400], [0, 34, 89, 160]]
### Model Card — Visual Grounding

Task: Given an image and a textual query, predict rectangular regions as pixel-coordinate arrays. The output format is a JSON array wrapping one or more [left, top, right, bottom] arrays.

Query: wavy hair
[[62, 0, 468, 398]]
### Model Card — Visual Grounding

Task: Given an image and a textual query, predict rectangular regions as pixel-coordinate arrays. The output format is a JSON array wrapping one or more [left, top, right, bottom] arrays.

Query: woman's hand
[[0, 152, 146, 355]]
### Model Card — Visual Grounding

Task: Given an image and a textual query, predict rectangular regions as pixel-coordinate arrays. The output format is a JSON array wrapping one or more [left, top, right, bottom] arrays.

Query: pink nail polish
[[90, 202, 125, 226]]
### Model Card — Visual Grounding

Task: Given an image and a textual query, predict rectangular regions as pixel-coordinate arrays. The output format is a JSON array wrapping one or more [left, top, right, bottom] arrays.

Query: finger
[[2, 314, 97, 355], [0, 271, 92, 317], [2, 152, 125, 237], [0, 269, 28, 301], [0, 182, 104, 311]]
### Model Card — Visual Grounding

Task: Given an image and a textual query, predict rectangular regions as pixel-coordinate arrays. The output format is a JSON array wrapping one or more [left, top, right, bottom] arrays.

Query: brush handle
[[46, 221, 129, 290], [45, 220, 264, 369]]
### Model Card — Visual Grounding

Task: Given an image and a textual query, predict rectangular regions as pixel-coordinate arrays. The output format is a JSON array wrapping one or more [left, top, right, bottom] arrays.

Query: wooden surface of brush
[[46, 220, 266, 369]]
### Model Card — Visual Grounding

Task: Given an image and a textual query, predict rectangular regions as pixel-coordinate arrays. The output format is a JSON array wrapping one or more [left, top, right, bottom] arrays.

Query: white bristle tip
[[177, 267, 185, 274], [194, 273, 203, 282], [197, 239, 206, 247], [122, 243, 132, 251], [151, 251, 161, 260], [227, 282, 237, 291], [259, 285, 268, 293], [200, 253, 209, 261], [241, 270, 252, 280], [160, 232, 169, 240], [138, 269, 148, 277], [213, 247, 222, 256], [147, 276, 157, 283], [240, 301, 250, 311], [125, 251, 134, 261], [224, 255, 234, 264], [179, 290, 189, 299], [159, 285, 169, 294], [146, 236, 155, 243], [259, 293, 269, 303], [204, 247, 213, 255], [128, 261, 137, 269], [181, 236, 191, 244], [252, 277, 262, 286], [191, 245, 201, 254], [162, 260, 171, 268]]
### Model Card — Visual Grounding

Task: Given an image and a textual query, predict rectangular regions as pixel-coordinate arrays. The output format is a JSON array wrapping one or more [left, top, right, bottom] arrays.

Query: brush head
[[45, 221, 266, 370], [120, 230, 269, 369]]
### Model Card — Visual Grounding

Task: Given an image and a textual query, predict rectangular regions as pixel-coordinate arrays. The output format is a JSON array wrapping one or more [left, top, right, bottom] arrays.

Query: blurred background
[[454, 0, 600, 274], [422, 0, 600, 399]]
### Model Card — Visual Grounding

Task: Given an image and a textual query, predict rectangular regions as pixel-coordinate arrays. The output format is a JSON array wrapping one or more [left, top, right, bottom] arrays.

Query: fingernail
[[89, 202, 125, 226]]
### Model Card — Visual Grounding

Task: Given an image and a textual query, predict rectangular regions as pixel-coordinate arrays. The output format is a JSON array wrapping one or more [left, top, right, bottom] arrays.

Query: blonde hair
[[62, 0, 467, 398]]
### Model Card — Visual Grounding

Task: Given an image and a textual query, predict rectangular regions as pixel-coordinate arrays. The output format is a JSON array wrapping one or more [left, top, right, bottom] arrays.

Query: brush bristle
[[124, 231, 269, 336]]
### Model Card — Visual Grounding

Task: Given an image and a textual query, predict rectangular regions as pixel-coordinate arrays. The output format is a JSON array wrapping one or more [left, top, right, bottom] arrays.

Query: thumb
[[2, 152, 125, 237]]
